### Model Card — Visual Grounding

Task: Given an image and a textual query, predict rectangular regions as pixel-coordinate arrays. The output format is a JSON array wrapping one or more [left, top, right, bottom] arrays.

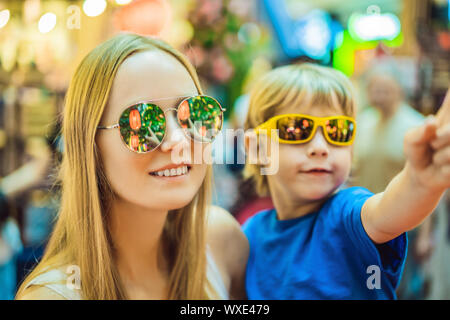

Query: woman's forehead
[[106, 50, 197, 120]]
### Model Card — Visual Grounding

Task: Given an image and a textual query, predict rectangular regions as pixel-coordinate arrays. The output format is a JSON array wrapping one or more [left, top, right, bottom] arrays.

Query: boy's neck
[[271, 192, 330, 221]]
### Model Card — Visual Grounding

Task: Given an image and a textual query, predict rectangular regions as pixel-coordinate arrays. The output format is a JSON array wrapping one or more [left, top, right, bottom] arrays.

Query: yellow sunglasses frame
[[255, 114, 357, 146]]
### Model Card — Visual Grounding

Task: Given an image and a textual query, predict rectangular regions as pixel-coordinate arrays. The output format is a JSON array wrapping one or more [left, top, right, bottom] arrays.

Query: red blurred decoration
[[235, 197, 274, 225], [130, 134, 140, 150], [178, 100, 190, 121], [438, 31, 450, 51], [114, 0, 171, 36], [199, 126, 206, 137], [129, 109, 142, 130], [375, 42, 390, 57]]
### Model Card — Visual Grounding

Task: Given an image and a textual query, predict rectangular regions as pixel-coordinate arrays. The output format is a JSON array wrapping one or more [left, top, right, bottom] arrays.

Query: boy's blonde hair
[[244, 63, 356, 196]]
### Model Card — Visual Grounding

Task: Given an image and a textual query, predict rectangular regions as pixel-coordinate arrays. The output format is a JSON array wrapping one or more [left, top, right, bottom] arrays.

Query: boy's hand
[[404, 88, 450, 193], [362, 89, 450, 244]]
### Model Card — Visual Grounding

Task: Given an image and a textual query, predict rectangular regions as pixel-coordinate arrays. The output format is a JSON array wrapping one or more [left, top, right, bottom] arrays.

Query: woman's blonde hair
[[16, 33, 216, 299], [244, 63, 356, 196]]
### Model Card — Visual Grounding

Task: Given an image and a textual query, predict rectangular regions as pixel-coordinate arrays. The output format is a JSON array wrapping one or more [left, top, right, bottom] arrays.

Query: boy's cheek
[[337, 147, 353, 179], [347, 146, 354, 169], [277, 145, 303, 169], [266, 147, 298, 180]]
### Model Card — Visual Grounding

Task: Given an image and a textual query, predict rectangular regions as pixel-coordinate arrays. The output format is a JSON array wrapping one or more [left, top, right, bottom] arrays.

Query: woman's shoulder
[[17, 265, 82, 300], [17, 285, 68, 300], [206, 205, 249, 299], [207, 205, 241, 228], [206, 205, 248, 250]]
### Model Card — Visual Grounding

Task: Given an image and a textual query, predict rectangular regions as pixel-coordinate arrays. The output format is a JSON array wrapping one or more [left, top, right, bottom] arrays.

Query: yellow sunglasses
[[255, 114, 357, 146]]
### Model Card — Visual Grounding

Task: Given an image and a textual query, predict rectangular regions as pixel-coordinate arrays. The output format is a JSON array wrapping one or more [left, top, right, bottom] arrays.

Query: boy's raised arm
[[361, 89, 450, 244]]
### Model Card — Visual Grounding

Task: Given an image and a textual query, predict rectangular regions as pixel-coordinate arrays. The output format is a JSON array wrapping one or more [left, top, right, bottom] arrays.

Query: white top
[[23, 248, 229, 300]]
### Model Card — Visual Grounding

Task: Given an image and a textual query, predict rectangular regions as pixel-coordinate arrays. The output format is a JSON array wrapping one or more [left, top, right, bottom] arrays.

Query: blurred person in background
[[426, 190, 450, 299], [411, 24, 450, 298], [0, 188, 21, 300], [0, 136, 52, 299], [14, 133, 61, 289], [352, 58, 434, 299], [353, 59, 425, 193]]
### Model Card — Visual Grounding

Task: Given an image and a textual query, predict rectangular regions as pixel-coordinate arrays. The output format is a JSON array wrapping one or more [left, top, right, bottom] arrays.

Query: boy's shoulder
[[333, 186, 373, 199], [245, 187, 372, 220], [327, 186, 373, 209], [321, 187, 374, 226], [243, 187, 374, 232]]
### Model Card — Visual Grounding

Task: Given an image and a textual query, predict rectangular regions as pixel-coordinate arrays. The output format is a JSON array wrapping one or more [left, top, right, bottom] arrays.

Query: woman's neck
[[109, 198, 170, 297]]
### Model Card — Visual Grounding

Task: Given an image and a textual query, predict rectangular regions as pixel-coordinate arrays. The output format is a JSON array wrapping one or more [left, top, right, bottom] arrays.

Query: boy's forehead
[[276, 102, 346, 117]]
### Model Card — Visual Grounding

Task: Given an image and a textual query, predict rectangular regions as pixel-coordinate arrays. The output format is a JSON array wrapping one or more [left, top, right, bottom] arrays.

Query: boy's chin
[[295, 187, 336, 202]]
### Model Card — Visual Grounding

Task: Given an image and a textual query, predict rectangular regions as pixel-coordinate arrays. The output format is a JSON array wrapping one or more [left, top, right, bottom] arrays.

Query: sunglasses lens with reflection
[[119, 103, 166, 153], [325, 119, 355, 143], [277, 116, 314, 141], [178, 96, 223, 142]]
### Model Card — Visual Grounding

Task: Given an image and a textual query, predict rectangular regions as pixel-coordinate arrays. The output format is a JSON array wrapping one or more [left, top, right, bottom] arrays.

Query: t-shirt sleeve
[[337, 187, 408, 289]]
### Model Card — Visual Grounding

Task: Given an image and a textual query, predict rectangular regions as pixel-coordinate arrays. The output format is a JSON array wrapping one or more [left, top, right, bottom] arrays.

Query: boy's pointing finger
[[431, 124, 450, 150], [433, 145, 450, 166], [436, 88, 450, 128], [405, 116, 437, 146]]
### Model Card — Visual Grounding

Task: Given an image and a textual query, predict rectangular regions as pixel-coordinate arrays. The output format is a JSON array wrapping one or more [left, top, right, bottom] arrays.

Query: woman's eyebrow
[[172, 96, 191, 109], [123, 94, 193, 110], [106, 96, 191, 125]]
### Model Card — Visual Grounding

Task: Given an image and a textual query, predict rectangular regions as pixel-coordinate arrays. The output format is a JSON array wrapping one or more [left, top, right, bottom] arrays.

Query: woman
[[15, 33, 248, 299]]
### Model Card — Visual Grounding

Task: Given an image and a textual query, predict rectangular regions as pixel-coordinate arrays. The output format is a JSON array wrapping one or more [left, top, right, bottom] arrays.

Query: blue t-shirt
[[243, 187, 407, 300]]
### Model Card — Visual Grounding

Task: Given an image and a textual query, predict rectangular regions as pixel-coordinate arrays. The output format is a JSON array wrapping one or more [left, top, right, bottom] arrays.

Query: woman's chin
[[153, 194, 196, 211], [166, 201, 193, 211]]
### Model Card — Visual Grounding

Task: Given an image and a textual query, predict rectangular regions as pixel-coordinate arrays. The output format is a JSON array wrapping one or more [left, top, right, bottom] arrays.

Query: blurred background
[[0, 0, 448, 300]]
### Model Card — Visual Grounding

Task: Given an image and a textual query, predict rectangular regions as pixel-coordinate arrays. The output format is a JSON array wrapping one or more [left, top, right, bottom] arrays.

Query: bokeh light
[[38, 13, 57, 34], [83, 0, 107, 17], [0, 9, 10, 29], [114, 0, 171, 36]]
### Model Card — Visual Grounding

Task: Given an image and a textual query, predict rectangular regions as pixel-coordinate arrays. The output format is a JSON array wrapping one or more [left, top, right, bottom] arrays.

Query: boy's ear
[[244, 129, 272, 166], [244, 128, 279, 175], [245, 129, 262, 165], [244, 129, 255, 154]]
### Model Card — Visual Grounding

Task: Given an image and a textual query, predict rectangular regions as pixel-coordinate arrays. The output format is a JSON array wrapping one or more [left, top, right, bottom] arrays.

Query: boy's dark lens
[[119, 103, 166, 153], [277, 116, 314, 141], [325, 119, 355, 143]]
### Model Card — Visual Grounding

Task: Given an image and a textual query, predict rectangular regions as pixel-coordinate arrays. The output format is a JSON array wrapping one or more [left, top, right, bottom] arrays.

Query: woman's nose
[[159, 112, 190, 153], [306, 128, 329, 158]]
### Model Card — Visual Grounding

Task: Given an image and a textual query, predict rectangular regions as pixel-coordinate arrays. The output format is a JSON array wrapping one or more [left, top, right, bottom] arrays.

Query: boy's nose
[[306, 129, 329, 158], [159, 112, 190, 153]]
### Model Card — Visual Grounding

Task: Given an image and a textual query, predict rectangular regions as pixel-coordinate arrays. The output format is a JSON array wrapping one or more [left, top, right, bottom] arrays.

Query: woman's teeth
[[151, 165, 189, 177]]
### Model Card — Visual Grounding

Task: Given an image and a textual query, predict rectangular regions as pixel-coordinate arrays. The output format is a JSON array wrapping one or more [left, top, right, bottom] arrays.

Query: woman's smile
[[148, 164, 192, 180]]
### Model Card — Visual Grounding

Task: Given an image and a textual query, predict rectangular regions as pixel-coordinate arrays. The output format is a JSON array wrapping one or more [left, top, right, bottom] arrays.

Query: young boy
[[242, 63, 450, 299]]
